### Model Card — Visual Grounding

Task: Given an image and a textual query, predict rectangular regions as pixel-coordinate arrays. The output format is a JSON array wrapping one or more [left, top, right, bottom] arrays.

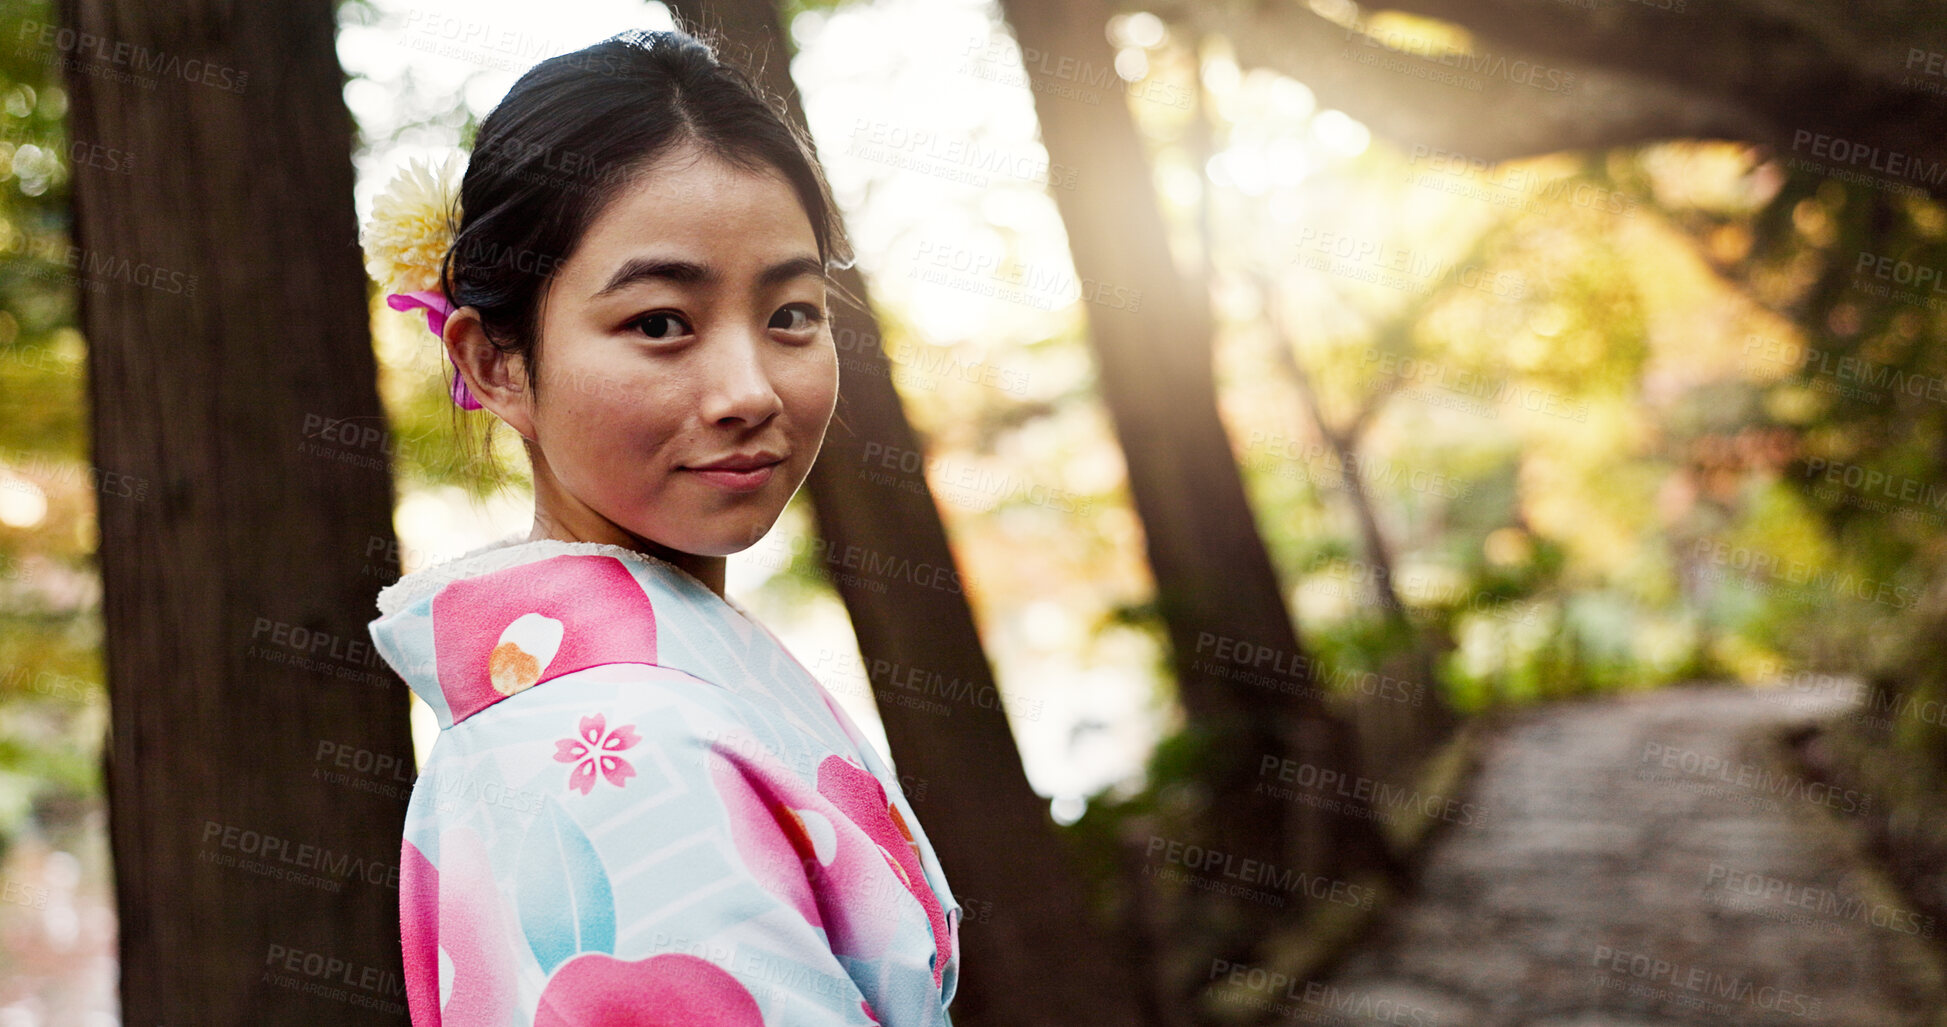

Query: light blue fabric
[[370, 537, 959, 1025]]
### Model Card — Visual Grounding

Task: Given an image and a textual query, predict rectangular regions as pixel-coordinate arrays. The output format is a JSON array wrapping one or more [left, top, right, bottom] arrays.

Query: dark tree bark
[[661, 4, 1148, 1024], [993, 0, 1401, 959], [60, 0, 413, 1021]]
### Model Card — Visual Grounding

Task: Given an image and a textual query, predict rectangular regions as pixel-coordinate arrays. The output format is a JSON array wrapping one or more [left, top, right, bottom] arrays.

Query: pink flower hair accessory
[[383, 289, 481, 409]]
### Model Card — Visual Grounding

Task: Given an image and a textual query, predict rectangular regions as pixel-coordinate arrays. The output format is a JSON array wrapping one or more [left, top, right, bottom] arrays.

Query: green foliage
[[0, 0, 107, 852]]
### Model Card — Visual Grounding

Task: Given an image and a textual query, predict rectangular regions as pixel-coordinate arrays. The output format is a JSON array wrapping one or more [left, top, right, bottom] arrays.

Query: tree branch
[[1143, 0, 1947, 198]]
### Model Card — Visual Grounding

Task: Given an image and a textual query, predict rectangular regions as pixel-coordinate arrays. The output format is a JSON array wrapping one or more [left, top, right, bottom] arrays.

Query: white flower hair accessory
[[359, 151, 480, 409]]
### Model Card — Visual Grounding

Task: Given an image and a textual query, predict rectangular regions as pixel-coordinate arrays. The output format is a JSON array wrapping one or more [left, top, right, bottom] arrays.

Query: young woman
[[362, 28, 960, 1025]]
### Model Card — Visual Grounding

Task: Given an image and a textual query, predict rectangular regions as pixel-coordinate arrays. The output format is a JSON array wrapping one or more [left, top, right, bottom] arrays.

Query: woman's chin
[[660, 518, 787, 558]]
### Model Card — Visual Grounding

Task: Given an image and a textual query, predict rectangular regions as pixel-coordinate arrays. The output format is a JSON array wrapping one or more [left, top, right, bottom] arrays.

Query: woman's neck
[[525, 499, 727, 599], [522, 445, 728, 597]]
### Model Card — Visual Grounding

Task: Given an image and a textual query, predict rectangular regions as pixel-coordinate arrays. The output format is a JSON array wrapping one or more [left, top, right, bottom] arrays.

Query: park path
[[1298, 684, 1947, 1027]]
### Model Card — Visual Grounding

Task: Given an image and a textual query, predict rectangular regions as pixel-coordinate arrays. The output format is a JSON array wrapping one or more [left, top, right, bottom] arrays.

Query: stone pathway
[[1297, 685, 1947, 1027]]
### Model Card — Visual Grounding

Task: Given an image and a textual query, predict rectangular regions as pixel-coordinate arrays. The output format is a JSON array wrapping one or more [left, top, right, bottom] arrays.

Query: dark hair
[[436, 26, 854, 493]]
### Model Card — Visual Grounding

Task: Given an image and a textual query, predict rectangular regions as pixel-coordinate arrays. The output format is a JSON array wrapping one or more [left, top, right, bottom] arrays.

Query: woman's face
[[511, 145, 838, 558]]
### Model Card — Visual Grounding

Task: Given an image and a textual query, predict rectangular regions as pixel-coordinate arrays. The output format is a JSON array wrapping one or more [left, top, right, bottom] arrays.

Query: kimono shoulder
[[373, 539, 961, 1025]]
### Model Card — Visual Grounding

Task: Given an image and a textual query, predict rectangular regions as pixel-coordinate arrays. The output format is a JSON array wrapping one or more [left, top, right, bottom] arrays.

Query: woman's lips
[[686, 460, 779, 493]]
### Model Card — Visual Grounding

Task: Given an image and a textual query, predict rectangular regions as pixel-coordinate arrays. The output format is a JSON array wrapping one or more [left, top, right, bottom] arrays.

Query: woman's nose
[[701, 330, 784, 427]]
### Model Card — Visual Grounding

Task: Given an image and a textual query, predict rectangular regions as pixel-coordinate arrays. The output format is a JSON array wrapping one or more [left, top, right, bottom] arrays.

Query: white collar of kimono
[[375, 535, 726, 618]]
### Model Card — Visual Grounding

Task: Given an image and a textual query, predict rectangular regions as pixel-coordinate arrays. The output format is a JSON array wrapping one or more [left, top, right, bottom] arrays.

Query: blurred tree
[[996, 0, 1403, 992], [59, 0, 412, 1020], [1251, 234, 1493, 775], [660, 3, 1148, 1024]]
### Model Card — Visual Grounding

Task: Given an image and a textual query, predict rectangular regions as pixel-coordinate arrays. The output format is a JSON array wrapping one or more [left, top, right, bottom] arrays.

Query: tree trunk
[[993, 0, 1400, 953], [60, 1, 413, 1020], [663, 5, 1149, 1024]]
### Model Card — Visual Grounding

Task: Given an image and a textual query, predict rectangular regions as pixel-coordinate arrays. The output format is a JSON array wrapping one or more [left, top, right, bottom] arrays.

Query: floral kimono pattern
[[369, 538, 961, 1025]]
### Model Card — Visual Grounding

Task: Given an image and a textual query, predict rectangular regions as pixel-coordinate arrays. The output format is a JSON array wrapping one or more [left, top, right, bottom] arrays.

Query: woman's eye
[[627, 312, 691, 341], [770, 303, 827, 334]]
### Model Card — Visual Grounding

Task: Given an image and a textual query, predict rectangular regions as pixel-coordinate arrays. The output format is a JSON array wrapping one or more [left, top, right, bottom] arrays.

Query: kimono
[[368, 537, 961, 1025]]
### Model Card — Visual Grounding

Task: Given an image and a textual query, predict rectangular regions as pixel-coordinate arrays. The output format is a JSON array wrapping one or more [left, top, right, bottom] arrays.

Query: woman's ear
[[442, 305, 537, 441]]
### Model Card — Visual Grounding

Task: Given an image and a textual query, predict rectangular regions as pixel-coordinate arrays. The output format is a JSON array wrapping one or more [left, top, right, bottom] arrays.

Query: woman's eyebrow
[[591, 254, 825, 299], [592, 256, 703, 298], [757, 255, 828, 289]]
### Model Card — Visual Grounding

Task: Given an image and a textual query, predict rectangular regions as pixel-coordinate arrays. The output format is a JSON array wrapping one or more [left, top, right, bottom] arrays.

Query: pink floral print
[[535, 952, 766, 1026], [711, 742, 954, 991], [554, 713, 642, 795]]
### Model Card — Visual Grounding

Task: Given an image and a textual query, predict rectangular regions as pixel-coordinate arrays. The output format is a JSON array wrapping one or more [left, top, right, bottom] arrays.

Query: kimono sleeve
[[514, 664, 890, 1026]]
